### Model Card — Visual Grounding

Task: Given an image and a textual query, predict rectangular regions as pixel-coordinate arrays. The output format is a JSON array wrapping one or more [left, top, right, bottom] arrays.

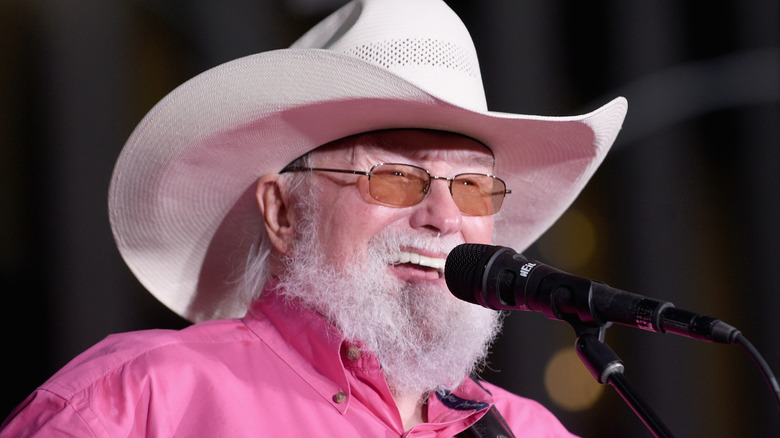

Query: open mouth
[[388, 250, 446, 278]]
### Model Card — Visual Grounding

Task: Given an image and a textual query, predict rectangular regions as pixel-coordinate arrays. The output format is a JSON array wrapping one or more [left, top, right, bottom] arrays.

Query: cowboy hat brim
[[109, 48, 627, 322]]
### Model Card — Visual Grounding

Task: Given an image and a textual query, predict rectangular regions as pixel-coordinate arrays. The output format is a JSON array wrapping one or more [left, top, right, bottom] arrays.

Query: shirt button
[[346, 346, 362, 361], [333, 391, 347, 404]]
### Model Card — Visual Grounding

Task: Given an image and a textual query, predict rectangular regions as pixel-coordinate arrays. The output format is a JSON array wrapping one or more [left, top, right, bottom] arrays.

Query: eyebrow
[[471, 154, 497, 170]]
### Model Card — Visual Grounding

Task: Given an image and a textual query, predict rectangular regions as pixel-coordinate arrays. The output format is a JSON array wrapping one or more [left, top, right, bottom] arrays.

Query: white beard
[[275, 190, 503, 398]]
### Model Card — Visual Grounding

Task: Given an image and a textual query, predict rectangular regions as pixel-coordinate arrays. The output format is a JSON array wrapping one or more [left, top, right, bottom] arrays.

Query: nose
[[409, 178, 462, 236]]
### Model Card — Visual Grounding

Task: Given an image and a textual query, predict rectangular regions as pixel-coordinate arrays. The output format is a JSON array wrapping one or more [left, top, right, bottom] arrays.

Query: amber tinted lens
[[368, 164, 429, 206], [451, 174, 506, 216]]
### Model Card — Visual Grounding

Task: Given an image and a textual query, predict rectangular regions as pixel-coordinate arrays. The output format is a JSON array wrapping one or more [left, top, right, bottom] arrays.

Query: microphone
[[445, 243, 740, 344]]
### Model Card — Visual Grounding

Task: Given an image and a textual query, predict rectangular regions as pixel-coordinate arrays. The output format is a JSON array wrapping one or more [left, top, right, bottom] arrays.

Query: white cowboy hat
[[109, 0, 627, 322]]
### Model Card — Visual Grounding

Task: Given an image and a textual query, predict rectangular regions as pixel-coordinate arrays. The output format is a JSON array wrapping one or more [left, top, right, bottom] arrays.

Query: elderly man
[[1, 0, 626, 436]]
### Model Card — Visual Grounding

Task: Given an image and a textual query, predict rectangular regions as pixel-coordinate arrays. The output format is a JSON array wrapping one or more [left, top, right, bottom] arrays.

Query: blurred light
[[537, 208, 597, 270], [544, 347, 604, 411]]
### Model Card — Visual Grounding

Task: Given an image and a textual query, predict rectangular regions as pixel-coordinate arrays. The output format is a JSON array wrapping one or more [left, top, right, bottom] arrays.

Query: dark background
[[1, 0, 778, 436]]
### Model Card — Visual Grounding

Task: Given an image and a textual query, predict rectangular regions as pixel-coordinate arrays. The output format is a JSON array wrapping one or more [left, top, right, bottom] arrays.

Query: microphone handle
[[523, 263, 741, 344], [588, 283, 740, 344]]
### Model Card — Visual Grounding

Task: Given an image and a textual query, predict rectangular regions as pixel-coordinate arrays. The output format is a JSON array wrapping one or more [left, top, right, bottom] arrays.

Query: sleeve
[[0, 390, 98, 438]]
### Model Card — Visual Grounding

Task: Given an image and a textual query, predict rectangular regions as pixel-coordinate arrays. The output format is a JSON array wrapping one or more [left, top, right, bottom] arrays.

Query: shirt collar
[[243, 279, 353, 413], [241, 279, 495, 424]]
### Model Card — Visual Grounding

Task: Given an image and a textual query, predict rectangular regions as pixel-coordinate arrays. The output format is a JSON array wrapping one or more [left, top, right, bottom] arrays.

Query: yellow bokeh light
[[544, 347, 604, 411], [537, 208, 597, 270]]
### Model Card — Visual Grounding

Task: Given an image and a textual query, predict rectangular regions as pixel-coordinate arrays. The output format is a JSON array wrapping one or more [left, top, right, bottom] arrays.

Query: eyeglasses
[[280, 163, 511, 216]]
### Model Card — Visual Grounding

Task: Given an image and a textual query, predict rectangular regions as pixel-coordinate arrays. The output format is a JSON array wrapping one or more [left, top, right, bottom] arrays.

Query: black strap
[[455, 379, 516, 438], [456, 405, 516, 438]]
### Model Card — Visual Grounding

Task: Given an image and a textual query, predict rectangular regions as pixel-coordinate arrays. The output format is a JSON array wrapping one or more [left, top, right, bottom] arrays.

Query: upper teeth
[[391, 251, 446, 271]]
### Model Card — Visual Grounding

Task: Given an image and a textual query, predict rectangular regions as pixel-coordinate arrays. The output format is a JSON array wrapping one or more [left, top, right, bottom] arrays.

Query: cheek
[[312, 190, 394, 261], [461, 216, 494, 244]]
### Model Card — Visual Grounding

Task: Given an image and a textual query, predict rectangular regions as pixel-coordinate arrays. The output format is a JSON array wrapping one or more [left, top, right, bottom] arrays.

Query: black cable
[[733, 333, 780, 409]]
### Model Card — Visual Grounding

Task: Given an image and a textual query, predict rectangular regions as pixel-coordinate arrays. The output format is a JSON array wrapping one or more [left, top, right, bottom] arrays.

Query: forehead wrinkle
[[357, 132, 495, 172]]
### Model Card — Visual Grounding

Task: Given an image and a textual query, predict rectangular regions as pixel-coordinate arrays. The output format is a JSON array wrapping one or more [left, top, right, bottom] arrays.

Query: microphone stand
[[568, 322, 675, 438]]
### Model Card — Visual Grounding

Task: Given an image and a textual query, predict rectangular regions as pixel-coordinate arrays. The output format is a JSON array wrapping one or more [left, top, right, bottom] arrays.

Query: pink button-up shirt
[[1, 289, 577, 437]]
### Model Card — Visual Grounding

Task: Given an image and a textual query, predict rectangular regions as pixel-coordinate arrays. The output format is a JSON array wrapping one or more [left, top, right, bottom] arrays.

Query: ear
[[255, 174, 295, 255]]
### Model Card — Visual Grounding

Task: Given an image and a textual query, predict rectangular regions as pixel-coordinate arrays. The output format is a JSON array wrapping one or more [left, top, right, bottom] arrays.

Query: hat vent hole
[[347, 39, 479, 77]]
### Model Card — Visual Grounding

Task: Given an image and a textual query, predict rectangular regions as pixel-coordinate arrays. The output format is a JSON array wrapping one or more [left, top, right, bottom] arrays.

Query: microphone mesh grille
[[445, 244, 490, 303]]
